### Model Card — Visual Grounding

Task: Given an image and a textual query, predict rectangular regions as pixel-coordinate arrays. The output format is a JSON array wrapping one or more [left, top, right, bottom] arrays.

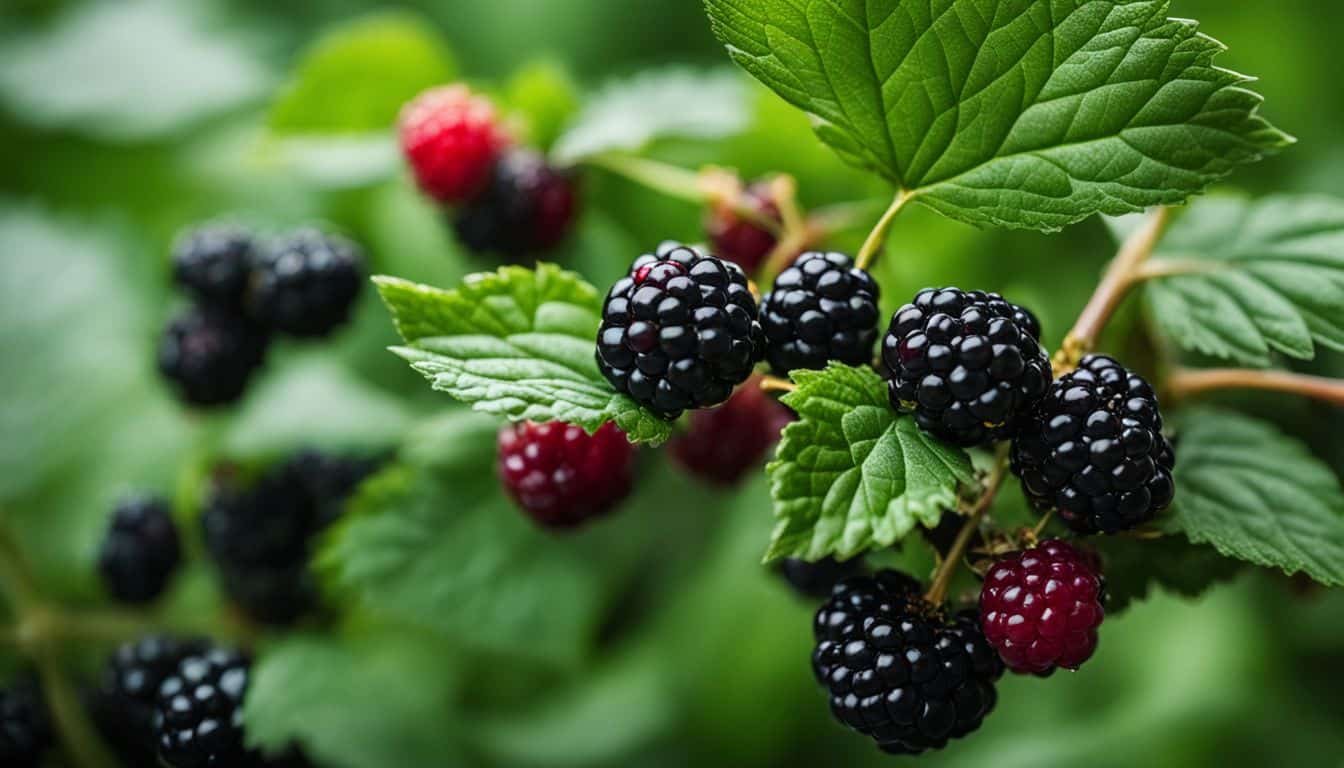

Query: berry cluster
[[159, 223, 364, 407], [97, 494, 182, 605], [400, 84, 577, 259], [498, 421, 636, 529]]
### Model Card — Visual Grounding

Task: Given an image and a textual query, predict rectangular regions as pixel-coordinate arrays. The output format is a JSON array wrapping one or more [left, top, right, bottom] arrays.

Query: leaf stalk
[[855, 189, 915, 271]]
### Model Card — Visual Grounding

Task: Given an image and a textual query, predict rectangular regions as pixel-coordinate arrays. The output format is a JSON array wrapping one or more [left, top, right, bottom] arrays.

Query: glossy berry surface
[[980, 539, 1105, 675], [761, 251, 879, 373], [98, 495, 181, 604], [0, 680, 51, 768], [93, 635, 206, 764], [881, 288, 1051, 446], [452, 148, 579, 257], [596, 243, 764, 417], [154, 647, 251, 768], [249, 228, 363, 338], [171, 224, 255, 308], [1011, 355, 1176, 534], [399, 84, 510, 203], [813, 571, 1003, 755], [779, 555, 866, 598], [498, 421, 636, 529], [670, 377, 792, 486], [705, 181, 780, 273], [158, 305, 269, 407]]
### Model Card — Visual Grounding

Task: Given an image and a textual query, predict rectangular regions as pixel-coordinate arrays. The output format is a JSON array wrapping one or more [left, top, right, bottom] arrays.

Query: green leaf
[[1091, 535, 1241, 614], [268, 13, 456, 135], [550, 68, 751, 164], [765, 364, 974, 562], [375, 264, 672, 444], [1165, 408, 1344, 585], [704, 0, 1292, 231], [1143, 195, 1344, 366]]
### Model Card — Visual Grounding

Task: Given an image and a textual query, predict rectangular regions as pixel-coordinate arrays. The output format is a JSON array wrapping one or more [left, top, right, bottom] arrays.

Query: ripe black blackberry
[[453, 148, 578, 257], [779, 556, 866, 598], [249, 228, 363, 338], [760, 252, 880, 373], [158, 305, 269, 407], [98, 495, 181, 604], [171, 224, 255, 308], [154, 647, 252, 767], [881, 288, 1051, 446], [280, 449, 381, 529], [1, 679, 51, 768], [596, 243, 764, 417], [812, 571, 1002, 755], [1011, 354, 1176, 534], [92, 635, 206, 765]]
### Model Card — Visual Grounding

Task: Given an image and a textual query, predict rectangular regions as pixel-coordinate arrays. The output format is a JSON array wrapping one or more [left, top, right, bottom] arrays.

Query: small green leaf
[[1144, 195, 1344, 366], [765, 364, 974, 562], [704, 0, 1292, 231], [375, 264, 672, 444], [550, 68, 751, 164], [1165, 408, 1344, 586]]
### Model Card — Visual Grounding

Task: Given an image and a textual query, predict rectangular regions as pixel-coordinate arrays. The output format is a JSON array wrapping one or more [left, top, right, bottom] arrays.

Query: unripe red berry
[[705, 181, 782, 274], [399, 84, 510, 204], [670, 377, 792, 486], [497, 421, 636, 529]]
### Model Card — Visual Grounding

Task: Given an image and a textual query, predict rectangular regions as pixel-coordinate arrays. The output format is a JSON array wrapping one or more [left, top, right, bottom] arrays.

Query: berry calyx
[[670, 377, 792, 486], [1010, 354, 1176, 534], [881, 288, 1052, 446], [93, 635, 206, 765], [153, 647, 252, 767], [760, 251, 880, 373], [248, 228, 364, 338], [980, 539, 1105, 675], [705, 181, 781, 273], [171, 224, 255, 309], [497, 421, 636, 529], [399, 84, 510, 204], [596, 243, 764, 418], [157, 305, 269, 407], [98, 495, 181, 605], [452, 148, 579, 257], [0, 679, 51, 768]]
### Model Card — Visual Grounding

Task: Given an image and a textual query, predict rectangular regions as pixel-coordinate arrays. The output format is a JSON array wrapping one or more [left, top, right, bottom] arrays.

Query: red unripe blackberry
[[452, 148, 579, 258], [399, 84, 510, 204], [704, 181, 781, 274], [157, 305, 269, 407], [670, 377, 792, 486], [498, 421, 636, 529], [980, 539, 1105, 675], [761, 251, 880, 373], [1011, 355, 1176, 534], [98, 495, 181, 604]]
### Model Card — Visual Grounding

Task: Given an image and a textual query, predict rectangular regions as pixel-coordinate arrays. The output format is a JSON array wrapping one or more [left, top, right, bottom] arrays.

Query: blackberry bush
[[98, 495, 181, 604], [760, 251, 880, 373]]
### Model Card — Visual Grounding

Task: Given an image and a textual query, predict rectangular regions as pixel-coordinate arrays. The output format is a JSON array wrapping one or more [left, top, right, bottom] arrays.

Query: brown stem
[[1166, 368, 1344, 407], [925, 451, 1008, 606]]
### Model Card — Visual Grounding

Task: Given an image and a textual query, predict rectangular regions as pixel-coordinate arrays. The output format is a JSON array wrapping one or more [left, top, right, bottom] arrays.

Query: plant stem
[[855, 189, 915, 271], [1166, 368, 1344, 407], [1030, 510, 1055, 540], [759, 375, 797, 393], [585, 154, 781, 232], [1058, 207, 1172, 370], [925, 450, 1008, 606]]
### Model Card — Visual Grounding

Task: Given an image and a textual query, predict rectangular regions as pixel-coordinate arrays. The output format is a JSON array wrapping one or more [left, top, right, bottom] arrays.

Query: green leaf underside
[[765, 363, 975, 562], [704, 0, 1292, 230], [375, 265, 671, 444], [1145, 195, 1344, 366], [1166, 409, 1344, 586]]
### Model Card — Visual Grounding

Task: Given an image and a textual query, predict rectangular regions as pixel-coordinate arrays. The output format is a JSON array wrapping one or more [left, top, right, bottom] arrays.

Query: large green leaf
[[704, 0, 1292, 230], [1165, 408, 1344, 586], [376, 264, 672, 444], [765, 363, 974, 562], [1143, 195, 1344, 366]]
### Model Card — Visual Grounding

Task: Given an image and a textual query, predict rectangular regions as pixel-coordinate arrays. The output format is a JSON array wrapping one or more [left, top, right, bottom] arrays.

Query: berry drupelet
[[248, 228, 363, 338], [1011, 354, 1176, 534], [158, 305, 269, 407], [0, 679, 51, 768], [760, 251, 880, 373], [980, 539, 1105, 675], [882, 288, 1051, 447], [399, 84, 511, 204], [670, 376, 793, 486], [704, 181, 781, 274], [596, 244, 764, 418], [171, 224, 255, 309], [98, 495, 181, 604], [497, 421, 635, 529], [812, 571, 1003, 755], [93, 635, 206, 764], [452, 148, 579, 257]]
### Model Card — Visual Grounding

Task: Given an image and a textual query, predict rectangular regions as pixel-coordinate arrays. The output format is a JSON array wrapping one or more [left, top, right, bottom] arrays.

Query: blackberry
[[705, 181, 781, 274], [1, 679, 51, 768], [400, 84, 511, 204], [1010, 355, 1175, 534], [779, 556, 866, 598], [760, 252, 880, 373], [813, 571, 1002, 755], [279, 449, 381, 529], [98, 495, 181, 604], [497, 421, 636, 529], [596, 244, 764, 417], [158, 305, 269, 407], [93, 635, 206, 764], [670, 376, 792, 486], [154, 647, 252, 767], [171, 224, 255, 308], [980, 539, 1105, 675], [881, 288, 1051, 446], [248, 228, 363, 338], [452, 148, 579, 257]]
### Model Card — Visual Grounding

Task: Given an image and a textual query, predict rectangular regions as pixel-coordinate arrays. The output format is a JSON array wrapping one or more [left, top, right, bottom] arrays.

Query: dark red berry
[[980, 539, 1105, 675], [399, 84, 510, 204], [498, 421, 636, 529], [670, 377, 792, 486], [705, 181, 781, 274], [452, 148, 579, 257]]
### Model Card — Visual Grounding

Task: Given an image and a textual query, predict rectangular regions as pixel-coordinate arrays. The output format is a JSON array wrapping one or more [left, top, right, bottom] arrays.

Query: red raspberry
[[705, 181, 782, 274], [497, 421, 636, 529], [399, 85, 510, 204], [670, 377, 793, 486], [980, 539, 1104, 675]]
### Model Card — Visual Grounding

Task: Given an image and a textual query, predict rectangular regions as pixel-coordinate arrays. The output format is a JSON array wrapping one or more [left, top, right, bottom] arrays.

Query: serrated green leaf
[[1144, 195, 1344, 366], [704, 0, 1292, 231], [550, 68, 751, 164], [765, 364, 974, 562], [375, 265, 672, 444], [1165, 408, 1344, 585]]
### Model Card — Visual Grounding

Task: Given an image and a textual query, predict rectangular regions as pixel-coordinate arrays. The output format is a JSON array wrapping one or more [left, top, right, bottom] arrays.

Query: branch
[[1166, 368, 1344, 407], [924, 449, 1008, 606], [854, 189, 915, 271]]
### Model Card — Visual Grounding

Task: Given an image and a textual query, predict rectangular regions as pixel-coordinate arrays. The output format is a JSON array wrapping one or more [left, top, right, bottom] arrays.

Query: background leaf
[[1091, 535, 1242, 614]]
